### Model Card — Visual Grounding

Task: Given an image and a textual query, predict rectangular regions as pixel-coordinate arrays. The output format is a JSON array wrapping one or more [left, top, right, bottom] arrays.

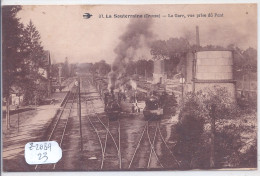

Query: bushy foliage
[[3, 7, 48, 105], [2, 6, 24, 98], [23, 78, 48, 105], [237, 96, 257, 113], [162, 93, 178, 118], [239, 142, 257, 168], [175, 98, 205, 168], [180, 86, 235, 122], [214, 124, 243, 168], [175, 86, 241, 169]]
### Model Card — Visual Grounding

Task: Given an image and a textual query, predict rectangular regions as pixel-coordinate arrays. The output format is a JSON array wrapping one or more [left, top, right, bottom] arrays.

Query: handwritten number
[[29, 142, 51, 151], [38, 152, 48, 162], [48, 143, 51, 151], [42, 152, 48, 162], [44, 143, 47, 150], [27, 142, 54, 164], [29, 143, 34, 150]]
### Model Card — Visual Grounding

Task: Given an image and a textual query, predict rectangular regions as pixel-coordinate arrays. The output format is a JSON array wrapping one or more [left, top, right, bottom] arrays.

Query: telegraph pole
[[17, 95, 21, 132], [210, 105, 216, 168], [179, 75, 185, 101], [77, 77, 83, 151]]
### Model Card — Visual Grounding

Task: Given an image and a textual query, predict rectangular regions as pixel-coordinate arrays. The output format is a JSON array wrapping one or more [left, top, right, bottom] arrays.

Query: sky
[[16, 4, 257, 64]]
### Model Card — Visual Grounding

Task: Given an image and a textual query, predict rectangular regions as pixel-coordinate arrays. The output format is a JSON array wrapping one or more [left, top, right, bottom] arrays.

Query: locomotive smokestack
[[196, 25, 200, 49]]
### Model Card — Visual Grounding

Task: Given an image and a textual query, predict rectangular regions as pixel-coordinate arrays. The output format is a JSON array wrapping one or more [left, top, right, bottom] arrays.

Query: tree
[[176, 95, 205, 168], [150, 38, 190, 78], [98, 60, 111, 75], [150, 40, 168, 60], [21, 20, 46, 105], [242, 47, 257, 72], [3, 7, 47, 111], [227, 44, 245, 79], [91, 60, 111, 76], [151, 38, 190, 60], [2, 6, 24, 128], [146, 60, 154, 78], [201, 44, 226, 51], [200, 87, 234, 167], [50, 64, 59, 80], [166, 37, 190, 57], [177, 86, 235, 168]]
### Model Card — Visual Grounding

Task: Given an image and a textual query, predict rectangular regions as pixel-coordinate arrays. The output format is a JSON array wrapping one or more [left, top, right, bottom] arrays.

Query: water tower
[[185, 50, 236, 99], [184, 26, 236, 99]]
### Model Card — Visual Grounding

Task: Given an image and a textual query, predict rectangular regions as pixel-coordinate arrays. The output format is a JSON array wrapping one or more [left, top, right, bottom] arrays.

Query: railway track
[[81, 76, 180, 170], [157, 120, 180, 168], [128, 120, 180, 169], [35, 87, 77, 171], [82, 77, 122, 170], [147, 121, 163, 168], [128, 120, 162, 169]]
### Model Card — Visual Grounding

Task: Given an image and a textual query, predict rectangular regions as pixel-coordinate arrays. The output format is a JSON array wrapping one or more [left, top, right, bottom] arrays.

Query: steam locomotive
[[103, 89, 122, 120], [143, 90, 177, 120], [94, 75, 177, 120], [143, 95, 163, 120], [102, 89, 176, 120]]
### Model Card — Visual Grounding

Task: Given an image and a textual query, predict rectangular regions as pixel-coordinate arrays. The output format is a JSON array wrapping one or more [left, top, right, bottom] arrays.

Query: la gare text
[[98, 13, 223, 19]]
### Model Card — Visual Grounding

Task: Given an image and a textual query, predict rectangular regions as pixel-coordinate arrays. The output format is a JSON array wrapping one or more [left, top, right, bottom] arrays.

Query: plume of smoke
[[113, 18, 154, 69], [108, 70, 117, 90], [108, 18, 154, 90]]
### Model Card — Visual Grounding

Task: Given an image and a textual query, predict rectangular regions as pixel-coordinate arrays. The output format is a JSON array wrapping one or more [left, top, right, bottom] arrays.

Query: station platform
[[2, 81, 74, 171]]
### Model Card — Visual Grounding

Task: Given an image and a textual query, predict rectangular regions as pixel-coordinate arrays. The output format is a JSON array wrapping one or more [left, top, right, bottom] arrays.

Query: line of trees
[[3, 6, 47, 128], [87, 59, 154, 79], [125, 60, 154, 78], [91, 60, 111, 76]]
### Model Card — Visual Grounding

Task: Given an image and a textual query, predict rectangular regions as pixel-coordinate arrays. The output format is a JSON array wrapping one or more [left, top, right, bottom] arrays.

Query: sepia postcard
[[1, 2, 258, 175]]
